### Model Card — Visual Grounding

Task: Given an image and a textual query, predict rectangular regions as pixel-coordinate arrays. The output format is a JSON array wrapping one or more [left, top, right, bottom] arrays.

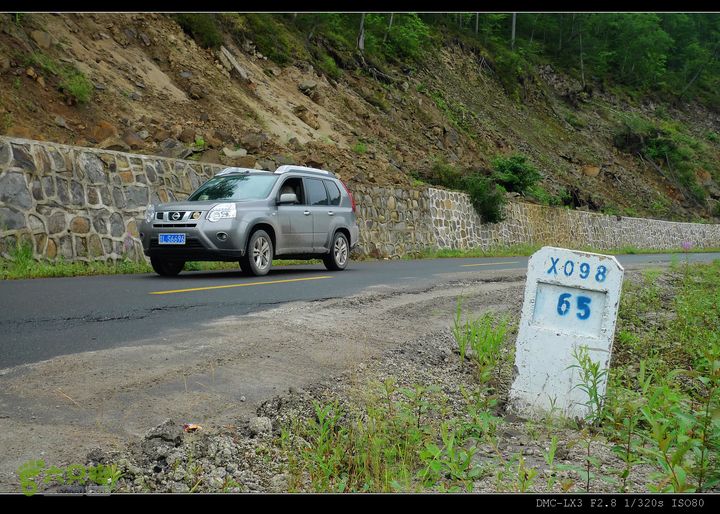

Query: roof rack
[[274, 165, 335, 177]]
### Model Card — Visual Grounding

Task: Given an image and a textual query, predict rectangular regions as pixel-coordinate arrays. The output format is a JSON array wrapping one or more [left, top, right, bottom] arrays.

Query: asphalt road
[[1, 252, 718, 369]]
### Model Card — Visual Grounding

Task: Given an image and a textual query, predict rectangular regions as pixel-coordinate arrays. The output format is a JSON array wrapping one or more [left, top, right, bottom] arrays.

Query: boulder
[[581, 165, 602, 178], [218, 46, 251, 82], [158, 138, 192, 159], [240, 132, 268, 151], [199, 149, 221, 164], [222, 146, 247, 158], [248, 417, 272, 437], [30, 30, 53, 49], [90, 121, 118, 142], [98, 137, 130, 152], [121, 130, 145, 150], [178, 127, 196, 144]]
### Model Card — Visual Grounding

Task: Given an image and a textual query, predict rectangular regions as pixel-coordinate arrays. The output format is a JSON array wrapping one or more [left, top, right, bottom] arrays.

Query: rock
[[47, 212, 66, 234], [121, 130, 145, 149], [30, 30, 53, 49], [205, 135, 222, 149], [240, 132, 268, 151], [70, 216, 90, 234], [137, 129, 150, 140], [257, 158, 275, 171], [154, 129, 172, 142], [292, 105, 320, 130], [98, 137, 130, 152], [248, 417, 272, 437], [90, 121, 118, 142], [144, 419, 183, 445], [222, 146, 247, 158], [139, 32, 151, 46], [271, 154, 293, 166], [25, 67, 37, 79], [581, 165, 601, 178], [697, 169, 712, 184], [126, 186, 149, 208], [199, 149, 221, 164], [232, 155, 257, 168], [158, 138, 192, 159], [298, 81, 318, 95], [0, 172, 33, 210], [180, 70, 192, 79], [199, 112, 210, 122], [213, 129, 233, 143], [46, 239, 57, 259], [36, 76, 46, 88], [129, 91, 142, 101], [218, 46, 251, 82], [0, 55, 10, 73], [178, 128, 196, 144], [0, 207, 26, 230]]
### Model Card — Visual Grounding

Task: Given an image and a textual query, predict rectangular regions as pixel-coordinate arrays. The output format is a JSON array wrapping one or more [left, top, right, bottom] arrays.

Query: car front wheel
[[241, 229, 273, 276], [324, 232, 349, 271], [150, 256, 185, 276]]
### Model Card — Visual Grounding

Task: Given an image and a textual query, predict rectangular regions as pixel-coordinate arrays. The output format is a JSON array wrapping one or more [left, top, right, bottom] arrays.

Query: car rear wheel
[[150, 256, 185, 276], [324, 232, 349, 271], [240, 229, 273, 276]]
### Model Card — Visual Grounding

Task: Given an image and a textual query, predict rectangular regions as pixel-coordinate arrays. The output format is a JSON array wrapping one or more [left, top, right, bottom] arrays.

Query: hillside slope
[[1, 13, 719, 223]]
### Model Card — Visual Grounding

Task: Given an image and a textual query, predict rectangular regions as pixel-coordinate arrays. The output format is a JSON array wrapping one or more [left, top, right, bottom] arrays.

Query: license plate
[[158, 233, 186, 245]]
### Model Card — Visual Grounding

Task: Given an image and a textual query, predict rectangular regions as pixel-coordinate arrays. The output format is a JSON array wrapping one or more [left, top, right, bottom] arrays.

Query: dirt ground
[[0, 268, 526, 492]]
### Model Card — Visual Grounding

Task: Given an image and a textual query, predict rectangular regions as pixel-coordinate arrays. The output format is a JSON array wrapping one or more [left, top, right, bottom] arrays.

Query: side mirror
[[278, 193, 298, 205]]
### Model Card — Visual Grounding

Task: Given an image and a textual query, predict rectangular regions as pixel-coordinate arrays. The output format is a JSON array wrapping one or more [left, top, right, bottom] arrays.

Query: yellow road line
[[150, 275, 333, 295], [460, 261, 520, 268]]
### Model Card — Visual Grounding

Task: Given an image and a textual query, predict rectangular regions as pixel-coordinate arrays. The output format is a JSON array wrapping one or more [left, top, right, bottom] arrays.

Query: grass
[[602, 261, 720, 492], [25, 51, 93, 104], [0, 243, 322, 280], [405, 245, 720, 261], [275, 260, 720, 492], [4, 239, 718, 280]]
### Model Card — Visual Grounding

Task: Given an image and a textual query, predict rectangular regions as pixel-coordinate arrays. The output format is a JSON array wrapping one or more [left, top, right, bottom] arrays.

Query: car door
[[304, 177, 332, 251], [275, 177, 313, 253]]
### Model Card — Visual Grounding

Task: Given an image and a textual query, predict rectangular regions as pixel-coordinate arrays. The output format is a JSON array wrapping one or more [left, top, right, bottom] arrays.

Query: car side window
[[278, 177, 305, 204], [306, 178, 329, 206], [324, 180, 342, 206]]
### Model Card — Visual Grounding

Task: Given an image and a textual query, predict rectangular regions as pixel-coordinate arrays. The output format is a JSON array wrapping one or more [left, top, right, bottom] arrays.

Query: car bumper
[[139, 219, 247, 261]]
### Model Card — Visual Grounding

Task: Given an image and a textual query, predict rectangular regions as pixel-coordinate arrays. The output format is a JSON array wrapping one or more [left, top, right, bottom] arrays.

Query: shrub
[[463, 173, 507, 224], [491, 154, 542, 195], [60, 71, 93, 104], [26, 52, 93, 104], [428, 158, 464, 190], [351, 142, 367, 154], [318, 54, 341, 80], [174, 14, 223, 49]]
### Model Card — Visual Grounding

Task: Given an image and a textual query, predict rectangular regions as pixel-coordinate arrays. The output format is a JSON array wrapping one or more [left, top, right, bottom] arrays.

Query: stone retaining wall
[[428, 188, 720, 251], [1, 136, 719, 263], [0, 137, 222, 261]]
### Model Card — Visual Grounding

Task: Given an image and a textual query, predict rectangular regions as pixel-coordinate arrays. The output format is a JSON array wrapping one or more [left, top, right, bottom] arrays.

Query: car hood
[[154, 199, 268, 211]]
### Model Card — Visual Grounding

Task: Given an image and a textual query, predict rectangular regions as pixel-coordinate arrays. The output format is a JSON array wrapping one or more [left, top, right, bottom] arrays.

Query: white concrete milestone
[[508, 246, 624, 420]]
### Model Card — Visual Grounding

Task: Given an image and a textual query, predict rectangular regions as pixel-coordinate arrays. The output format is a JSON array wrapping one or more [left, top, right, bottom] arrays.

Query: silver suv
[[139, 165, 360, 276]]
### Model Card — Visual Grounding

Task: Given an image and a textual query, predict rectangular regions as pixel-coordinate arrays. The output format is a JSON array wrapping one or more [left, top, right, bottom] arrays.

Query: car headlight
[[207, 203, 237, 222], [144, 204, 155, 223]]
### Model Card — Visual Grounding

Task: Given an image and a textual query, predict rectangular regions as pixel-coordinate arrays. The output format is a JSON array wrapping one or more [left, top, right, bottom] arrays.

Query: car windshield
[[187, 174, 278, 201]]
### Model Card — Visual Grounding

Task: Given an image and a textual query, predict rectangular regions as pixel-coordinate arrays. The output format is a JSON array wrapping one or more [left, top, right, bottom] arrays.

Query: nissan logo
[[171, 212, 182, 221]]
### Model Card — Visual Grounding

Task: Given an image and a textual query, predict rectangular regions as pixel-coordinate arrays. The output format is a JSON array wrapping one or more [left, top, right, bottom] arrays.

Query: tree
[[358, 13, 366, 51], [511, 13, 517, 49]]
